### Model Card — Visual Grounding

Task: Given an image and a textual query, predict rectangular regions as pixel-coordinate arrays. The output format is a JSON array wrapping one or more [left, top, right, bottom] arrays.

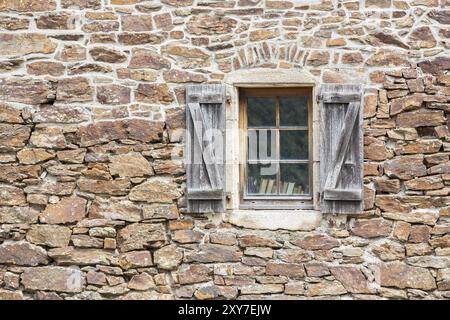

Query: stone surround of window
[[222, 69, 322, 231]]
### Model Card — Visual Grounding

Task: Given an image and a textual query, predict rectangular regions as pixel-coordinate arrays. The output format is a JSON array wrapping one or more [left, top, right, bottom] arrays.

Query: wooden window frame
[[239, 87, 314, 210]]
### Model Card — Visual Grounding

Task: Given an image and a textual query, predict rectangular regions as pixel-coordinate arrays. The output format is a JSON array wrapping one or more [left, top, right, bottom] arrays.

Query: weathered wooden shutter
[[320, 84, 364, 214], [185, 84, 226, 213]]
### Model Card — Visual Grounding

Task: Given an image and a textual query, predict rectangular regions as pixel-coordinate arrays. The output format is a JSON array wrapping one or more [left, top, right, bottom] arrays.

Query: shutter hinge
[[316, 95, 321, 103]]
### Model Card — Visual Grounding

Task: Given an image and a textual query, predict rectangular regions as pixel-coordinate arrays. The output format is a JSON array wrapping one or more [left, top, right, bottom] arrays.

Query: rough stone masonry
[[0, 0, 449, 300]]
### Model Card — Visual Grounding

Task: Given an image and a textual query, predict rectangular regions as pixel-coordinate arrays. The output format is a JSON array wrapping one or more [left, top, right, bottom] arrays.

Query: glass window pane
[[247, 130, 276, 161], [247, 163, 278, 195], [279, 96, 308, 127], [280, 130, 308, 160], [247, 97, 276, 127], [279, 163, 309, 195]]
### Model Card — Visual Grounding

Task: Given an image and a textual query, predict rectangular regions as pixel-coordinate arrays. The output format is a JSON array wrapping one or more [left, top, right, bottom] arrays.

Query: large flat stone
[[117, 223, 166, 252], [0, 0, 57, 11], [0, 34, 56, 56], [48, 247, 116, 265], [129, 179, 181, 203], [375, 262, 436, 290], [76, 119, 164, 146], [0, 78, 53, 104], [0, 241, 48, 266], [0, 206, 39, 224], [184, 244, 242, 263], [26, 225, 72, 248], [40, 196, 87, 224], [0, 185, 26, 205], [21, 266, 84, 293]]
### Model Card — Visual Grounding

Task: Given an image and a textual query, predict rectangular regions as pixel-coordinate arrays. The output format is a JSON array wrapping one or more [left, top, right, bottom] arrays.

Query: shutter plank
[[187, 189, 224, 200], [323, 188, 362, 201], [186, 102, 202, 209], [321, 93, 361, 103], [320, 84, 364, 214]]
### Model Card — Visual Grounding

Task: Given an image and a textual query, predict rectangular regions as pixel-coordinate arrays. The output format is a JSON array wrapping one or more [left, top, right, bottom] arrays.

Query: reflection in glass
[[247, 163, 278, 194], [279, 163, 309, 195], [247, 97, 276, 127], [280, 130, 308, 160], [248, 129, 276, 161], [279, 96, 308, 127]]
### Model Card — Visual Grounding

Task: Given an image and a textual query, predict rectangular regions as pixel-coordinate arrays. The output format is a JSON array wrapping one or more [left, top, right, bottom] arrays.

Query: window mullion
[[276, 96, 280, 195]]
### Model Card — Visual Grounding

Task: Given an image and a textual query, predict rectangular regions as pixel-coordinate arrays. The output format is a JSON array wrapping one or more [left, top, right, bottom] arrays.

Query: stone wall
[[0, 0, 449, 300]]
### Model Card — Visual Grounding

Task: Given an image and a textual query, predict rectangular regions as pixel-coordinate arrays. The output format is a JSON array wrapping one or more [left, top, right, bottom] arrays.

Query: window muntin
[[241, 88, 312, 201]]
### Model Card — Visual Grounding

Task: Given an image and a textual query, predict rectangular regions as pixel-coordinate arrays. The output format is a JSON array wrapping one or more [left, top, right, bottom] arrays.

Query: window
[[239, 88, 313, 209], [185, 77, 363, 221]]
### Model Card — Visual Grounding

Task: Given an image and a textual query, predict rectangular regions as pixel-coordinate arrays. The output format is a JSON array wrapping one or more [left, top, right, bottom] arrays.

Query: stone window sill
[[224, 209, 322, 231]]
